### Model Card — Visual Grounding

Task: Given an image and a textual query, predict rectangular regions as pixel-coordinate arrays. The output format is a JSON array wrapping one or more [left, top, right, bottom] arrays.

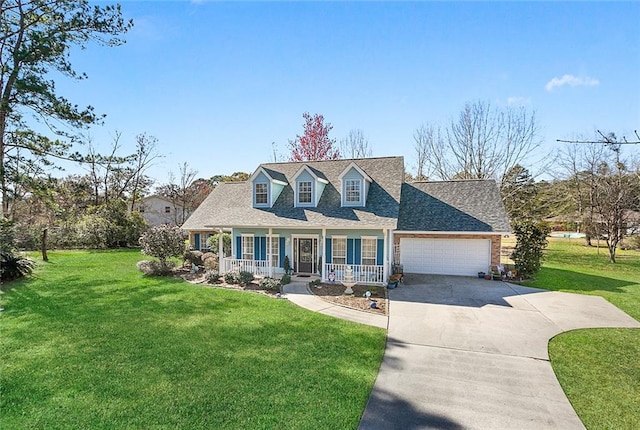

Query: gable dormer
[[338, 162, 372, 207], [292, 165, 329, 208], [250, 167, 287, 208]]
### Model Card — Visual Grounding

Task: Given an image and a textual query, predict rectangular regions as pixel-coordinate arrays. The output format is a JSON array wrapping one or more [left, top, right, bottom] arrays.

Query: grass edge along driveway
[[525, 238, 640, 430], [0, 250, 386, 429]]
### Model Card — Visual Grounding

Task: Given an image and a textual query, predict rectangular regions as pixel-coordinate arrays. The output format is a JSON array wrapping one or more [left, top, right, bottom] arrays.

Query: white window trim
[[267, 234, 280, 268], [241, 234, 254, 260], [293, 179, 316, 207], [343, 178, 363, 206], [254, 182, 269, 206], [332, 236, 347, 265], [361, 236, 377, 266], [296, 180, 313, 206]]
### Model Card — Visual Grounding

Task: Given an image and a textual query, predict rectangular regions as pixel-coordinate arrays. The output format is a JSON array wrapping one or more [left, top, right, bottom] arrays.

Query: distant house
[[182, 156, 510, 284], [132, 195, 191, 227]]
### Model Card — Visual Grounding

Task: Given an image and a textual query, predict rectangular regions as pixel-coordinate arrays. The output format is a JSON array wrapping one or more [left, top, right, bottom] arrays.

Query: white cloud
[[545, 74, 600, 92], [506, 96, 531, 106]]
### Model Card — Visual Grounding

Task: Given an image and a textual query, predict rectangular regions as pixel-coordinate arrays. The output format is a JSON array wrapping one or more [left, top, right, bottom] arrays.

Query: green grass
[[525, 238, 640, 429], [0, 250, 386, 429]]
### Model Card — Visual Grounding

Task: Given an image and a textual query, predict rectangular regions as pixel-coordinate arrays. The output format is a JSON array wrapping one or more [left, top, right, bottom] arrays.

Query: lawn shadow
[[528, 267, 637, 294]]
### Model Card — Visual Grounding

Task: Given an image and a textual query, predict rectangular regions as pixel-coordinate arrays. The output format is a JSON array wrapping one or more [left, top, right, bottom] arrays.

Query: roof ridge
[[411, 178, 495, 184], [260, 156, 403, 167]]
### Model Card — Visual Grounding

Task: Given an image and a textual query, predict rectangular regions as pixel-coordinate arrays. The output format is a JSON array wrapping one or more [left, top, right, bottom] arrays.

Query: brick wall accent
[[394, 233, 502, 267]]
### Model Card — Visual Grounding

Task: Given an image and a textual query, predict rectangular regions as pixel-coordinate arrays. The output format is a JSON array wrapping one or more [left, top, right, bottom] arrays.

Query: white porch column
[[321, 228, 327, 282], [383, 229, 389, 283], [268, 228, 273, 278], [218, 228, 224, 274]]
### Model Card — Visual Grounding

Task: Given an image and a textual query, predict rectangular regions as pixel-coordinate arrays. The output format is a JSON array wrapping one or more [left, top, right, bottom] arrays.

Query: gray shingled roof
[[397, 180, 511, 232], [182, 157, 404, 230]]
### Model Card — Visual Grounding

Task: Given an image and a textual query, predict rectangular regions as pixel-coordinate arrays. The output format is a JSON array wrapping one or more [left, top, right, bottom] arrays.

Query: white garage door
[[400, 238, 491, 276]]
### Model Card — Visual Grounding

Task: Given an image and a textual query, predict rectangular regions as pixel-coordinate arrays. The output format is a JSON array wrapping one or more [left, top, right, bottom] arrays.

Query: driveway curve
[[359, 275, 640, 430]]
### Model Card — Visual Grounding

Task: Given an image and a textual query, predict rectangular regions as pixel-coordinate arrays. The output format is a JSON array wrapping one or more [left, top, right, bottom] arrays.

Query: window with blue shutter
[[236, 236, 242, 259], [354, 239, 361, 264], [377, 239, 384, 265], [325, 238, 332, 264], [194, 233, 200, 250]]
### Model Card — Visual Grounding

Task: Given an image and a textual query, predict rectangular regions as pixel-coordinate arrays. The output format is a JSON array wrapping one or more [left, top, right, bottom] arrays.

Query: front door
[[298, 238, 314, 273]]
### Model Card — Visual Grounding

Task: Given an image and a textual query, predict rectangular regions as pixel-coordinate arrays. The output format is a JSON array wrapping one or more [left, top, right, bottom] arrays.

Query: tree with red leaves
[[288, 113, 341, 161]]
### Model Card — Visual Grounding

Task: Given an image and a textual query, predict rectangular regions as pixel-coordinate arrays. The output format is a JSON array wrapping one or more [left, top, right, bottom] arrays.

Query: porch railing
[[324, 263, 385, 285], [222, 258, 271, 277]]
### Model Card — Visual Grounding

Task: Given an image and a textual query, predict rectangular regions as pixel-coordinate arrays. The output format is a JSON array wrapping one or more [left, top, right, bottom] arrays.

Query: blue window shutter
[[325, 238, 332, 264], [254, 237, 259, 260], [260, 237, 267, 261], [279, 237, 285, 268], [194, 234, 200, 250], [354, 239, 362, 264], [236, 236, 242, 259], [377, 239, 384, 265], [347, 238, 354, 265]]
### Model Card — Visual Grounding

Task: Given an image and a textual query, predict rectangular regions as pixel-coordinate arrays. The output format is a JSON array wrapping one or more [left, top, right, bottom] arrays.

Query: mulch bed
[[308, 282, 388, 315], [174, 267, 280, 297], [175, 267, 387, 314]]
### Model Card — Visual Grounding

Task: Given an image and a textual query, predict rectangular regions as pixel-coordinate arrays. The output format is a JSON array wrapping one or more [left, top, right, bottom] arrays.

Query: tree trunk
[[41, 228, 48, 262]]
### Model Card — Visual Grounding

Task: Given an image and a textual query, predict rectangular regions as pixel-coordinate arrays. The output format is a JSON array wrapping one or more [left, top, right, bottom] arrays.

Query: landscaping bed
[[176, 267, 281, 297], [308, 282, 387, 315]]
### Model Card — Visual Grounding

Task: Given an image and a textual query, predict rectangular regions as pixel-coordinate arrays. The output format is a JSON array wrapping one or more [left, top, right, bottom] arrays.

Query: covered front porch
[[216, 227, 393, 286], [220, 258, 385, 284]]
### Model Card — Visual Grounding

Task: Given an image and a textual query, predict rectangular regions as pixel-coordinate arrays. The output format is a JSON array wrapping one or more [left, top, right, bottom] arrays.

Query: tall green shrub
[[511, 221, 551, 278], [139, 225, 185, 270]]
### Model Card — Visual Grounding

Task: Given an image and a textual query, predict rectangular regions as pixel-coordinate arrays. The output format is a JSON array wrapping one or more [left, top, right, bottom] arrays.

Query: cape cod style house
[[181, 156, 510, 284]]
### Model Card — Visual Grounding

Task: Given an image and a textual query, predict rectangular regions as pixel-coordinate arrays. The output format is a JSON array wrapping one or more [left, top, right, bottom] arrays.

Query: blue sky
[[55, 1, 639, 183]]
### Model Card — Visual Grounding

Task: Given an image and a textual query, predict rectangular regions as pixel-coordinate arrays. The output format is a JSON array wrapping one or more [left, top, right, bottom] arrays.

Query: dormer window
[[250, 167, 287, 208], [339, 162, 371, 207], [298, 181, 312, 204], [255, 183, 268, 205], [345, 179, 361, 204], [292, 165, 328, 207]]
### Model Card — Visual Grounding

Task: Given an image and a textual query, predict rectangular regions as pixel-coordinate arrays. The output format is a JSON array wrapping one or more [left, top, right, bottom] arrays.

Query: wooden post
[[41, 228, 48, 262]]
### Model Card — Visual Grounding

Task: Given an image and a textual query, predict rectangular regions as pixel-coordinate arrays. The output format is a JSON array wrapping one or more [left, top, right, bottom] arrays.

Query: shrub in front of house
[[204, 270, 220, 284], [202, 252, 218, 270], [183, 250, 204, 267], [280, 274, 291, 285], [259, 277, 281, 291], [238, 271, 254, 286], [137, 260, 176, 276], [224, 272, 239, 284], [139, 225, 185, 272]]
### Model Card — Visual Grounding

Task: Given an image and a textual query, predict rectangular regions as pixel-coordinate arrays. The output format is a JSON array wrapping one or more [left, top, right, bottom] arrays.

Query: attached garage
[[400, 237, 492, 276]]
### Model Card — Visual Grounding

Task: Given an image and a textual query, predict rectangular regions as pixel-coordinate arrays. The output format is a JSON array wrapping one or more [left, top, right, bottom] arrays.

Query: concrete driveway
[[359, 275, 640, 430]]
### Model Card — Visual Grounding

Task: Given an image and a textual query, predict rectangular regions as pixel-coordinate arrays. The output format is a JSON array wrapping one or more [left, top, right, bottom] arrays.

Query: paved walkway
[[282, 276, 640, 430], [282, 282, 388, 329]]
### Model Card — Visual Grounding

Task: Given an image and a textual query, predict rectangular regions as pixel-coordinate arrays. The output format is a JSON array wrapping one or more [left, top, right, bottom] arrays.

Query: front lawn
[[525, 238, 640, 429], [0, 250, 386, 429]]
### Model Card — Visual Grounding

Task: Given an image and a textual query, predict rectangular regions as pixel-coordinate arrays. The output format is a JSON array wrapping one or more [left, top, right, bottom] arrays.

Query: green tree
[[0, 0, 133, 218], [510, 220, 551, 278], [206, 232, 231, 257], [501, 164, 540, 222]]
